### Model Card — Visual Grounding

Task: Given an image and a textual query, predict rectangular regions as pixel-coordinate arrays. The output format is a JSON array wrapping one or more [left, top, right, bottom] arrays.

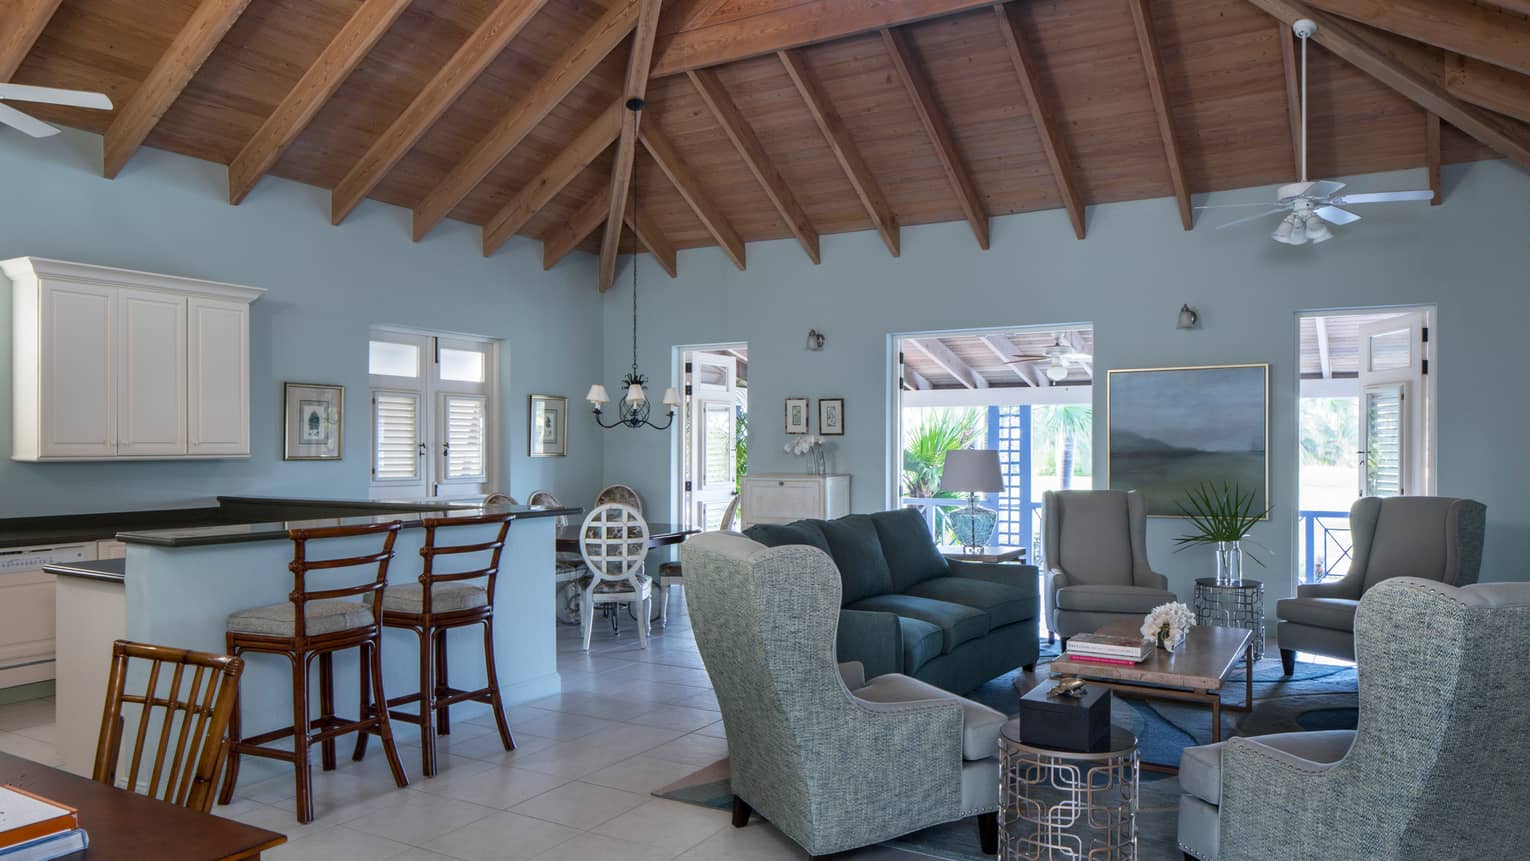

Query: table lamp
[[940, 449, 1004, 553]]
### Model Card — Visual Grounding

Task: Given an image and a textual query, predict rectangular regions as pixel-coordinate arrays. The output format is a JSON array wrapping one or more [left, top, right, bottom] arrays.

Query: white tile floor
[[0, 592, 925, 860]]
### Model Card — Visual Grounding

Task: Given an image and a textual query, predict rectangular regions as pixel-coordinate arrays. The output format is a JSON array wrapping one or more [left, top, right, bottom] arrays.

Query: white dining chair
[[577, 504, 652, 650], [656, 494, 740, 626], [594, 484, 642, 514]]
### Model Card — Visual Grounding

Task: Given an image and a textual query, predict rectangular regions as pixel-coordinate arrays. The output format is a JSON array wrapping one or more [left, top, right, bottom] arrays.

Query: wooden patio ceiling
[[4, 0, 1527, 291]]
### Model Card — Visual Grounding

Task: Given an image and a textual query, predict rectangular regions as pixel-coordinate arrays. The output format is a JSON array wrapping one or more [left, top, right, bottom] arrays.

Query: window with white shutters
[[372, 391, 421, 481], [1363, 384, 1405, 497], [442, 394, 487, 481]]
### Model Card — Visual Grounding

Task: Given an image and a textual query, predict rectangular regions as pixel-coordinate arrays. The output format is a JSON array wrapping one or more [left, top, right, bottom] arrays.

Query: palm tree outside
[[1039, 405, 1092, 490]]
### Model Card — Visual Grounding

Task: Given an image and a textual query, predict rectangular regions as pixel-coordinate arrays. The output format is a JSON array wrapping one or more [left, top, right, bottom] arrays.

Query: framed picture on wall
[[283, 383, 343, 461], [785, 397, 810, 434], [529, 394, 567, 457], [819, 398, 845, 435]]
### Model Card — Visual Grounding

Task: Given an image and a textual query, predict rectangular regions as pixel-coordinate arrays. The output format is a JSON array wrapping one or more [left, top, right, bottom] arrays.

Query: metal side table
[[1192, 578, 1265, 661], [999, 719, 1139, 860]]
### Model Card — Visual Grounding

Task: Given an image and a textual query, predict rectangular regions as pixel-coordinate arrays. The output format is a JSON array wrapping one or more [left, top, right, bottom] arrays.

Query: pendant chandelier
[[586, 97, 679, 431]]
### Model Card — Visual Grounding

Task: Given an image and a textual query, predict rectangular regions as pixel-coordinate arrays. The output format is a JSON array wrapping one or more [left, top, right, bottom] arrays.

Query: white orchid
[[1142, 601, 1195, 647], [784, 435, 824, 456]]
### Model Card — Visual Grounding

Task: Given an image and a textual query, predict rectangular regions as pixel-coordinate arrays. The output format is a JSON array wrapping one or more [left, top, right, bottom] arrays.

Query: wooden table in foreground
[[938, 546, 1027, 564], [555, 522, 698, 554], [0, 752, 286, 860]]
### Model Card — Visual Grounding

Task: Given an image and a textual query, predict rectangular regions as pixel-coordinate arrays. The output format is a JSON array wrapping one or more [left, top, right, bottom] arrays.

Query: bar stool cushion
[[227, 599, 373, 637], [372, 583, 488, 614]]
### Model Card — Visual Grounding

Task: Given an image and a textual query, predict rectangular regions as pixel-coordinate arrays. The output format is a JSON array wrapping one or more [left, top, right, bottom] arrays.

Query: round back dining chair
[[594, 484, 642, 515], [483, 493, 516, 506], [577, 504, 652, 650], [527, 490, 571, 528]]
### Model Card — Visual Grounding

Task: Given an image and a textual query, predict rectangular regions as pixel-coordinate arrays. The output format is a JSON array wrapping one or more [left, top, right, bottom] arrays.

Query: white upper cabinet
[[5, 258, 264, 461]]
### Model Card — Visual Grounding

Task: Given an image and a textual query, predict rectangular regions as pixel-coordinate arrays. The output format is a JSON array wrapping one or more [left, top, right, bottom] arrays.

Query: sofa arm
[[1219, 736, 1351, 859], [1137, 569, 1170, 590], [1296, 576, 1359, 600], [837, 609, 902, 680], [948, 559, 1040, 594]]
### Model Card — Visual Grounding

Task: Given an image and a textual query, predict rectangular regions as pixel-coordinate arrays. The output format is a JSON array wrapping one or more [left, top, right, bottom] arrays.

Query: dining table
[[555, 522, 700, 554], [0, 752, 286, 859]]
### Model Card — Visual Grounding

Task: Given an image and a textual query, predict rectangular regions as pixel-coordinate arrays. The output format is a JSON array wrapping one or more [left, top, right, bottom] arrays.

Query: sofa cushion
[[1179, 730, 1355, 806], [817, 514, 895, 605], [1055, 492, 1134, 585], [743, 520, 831, 556], [1275, 597, 1358, 632], [904, 576, 1038, 629], [853, 672, 1006, 760], [850, 594, 991, 653], [872, 508, 951, 592], [897, 616, 944, 672], [1055, 584, 1176, 614]]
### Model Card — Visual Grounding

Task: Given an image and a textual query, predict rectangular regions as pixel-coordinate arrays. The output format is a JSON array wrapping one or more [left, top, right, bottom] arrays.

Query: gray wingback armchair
[[1043, 490, 1175, 643], [1276, 495, 1485, 674], [681, 531, 1006, 859], [1179, 577, 1530, 861]]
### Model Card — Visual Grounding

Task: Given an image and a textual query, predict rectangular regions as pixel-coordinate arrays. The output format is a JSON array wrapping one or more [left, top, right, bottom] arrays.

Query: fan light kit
[[1195, 19, 1435, 246], [0, 82, 113, 138]]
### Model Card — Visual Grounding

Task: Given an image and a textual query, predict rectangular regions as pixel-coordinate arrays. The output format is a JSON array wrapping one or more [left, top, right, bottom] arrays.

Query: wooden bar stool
[[353, 512, 515, 777], [217, 521, 409, 823]]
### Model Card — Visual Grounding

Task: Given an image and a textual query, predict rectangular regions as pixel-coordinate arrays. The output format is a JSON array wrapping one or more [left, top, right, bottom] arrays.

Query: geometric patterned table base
[[1192, 578, 1265, 662], [1000, 728, 1138, 860]]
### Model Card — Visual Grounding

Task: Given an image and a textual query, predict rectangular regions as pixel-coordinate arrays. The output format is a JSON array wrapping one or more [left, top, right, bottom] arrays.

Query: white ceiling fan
[[1195, 19, 1434, 245], [1004, 334, 1091, 382], [0, 82, 113, 138]]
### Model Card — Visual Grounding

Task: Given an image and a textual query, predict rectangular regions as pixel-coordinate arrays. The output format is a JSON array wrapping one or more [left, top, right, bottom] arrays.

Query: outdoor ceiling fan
[[1196, 19, 1434, 245], [0, 82, 113, 138], [1004, 334, 1091, 382]]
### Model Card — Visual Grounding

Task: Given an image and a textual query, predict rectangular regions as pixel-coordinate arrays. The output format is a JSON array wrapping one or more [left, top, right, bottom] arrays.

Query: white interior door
[[687, 353, 738, 530], [1357, 312, 1430, 497]]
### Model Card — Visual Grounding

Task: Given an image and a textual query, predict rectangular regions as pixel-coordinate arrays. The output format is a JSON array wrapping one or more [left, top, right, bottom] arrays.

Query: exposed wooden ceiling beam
[[1127, 0, 1192, 230], [651, 0, 1016, 79], [1304, 0, 1530, 77], [1426, 111, 1442, 205], [639, 121, 746, 269], [103, 0, 253, 179], [778, 48, 899, 256], [978, 334, 1035, 386], [882, 27, 989, 249], [599, 0, 664, 293], [688, 67, 820, 263], [1245, 0, 1530, 172], [542, 184, 609, 269], [993, 4, 1085, 240], [1479, 0, 1530, 15], [414, 0, 637, 241], [907, 338, 988, 389], [624, 195, 679, 278], [1278, 21, 1303, 178], [482, 99, 623, 256], [0, 0, 63, 80], [330, 0, 551, 226], [1314, 316, 1332, 379], [1445, 52, 1530, 124], [228, 0, 411, 205]]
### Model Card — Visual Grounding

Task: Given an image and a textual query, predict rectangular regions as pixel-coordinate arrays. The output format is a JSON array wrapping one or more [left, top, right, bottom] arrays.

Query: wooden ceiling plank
[[1305, 0, 1530, 78], [414, 0, 638, 241], [778, 48, 899, 256], [1246, 0, 1530, 172], [687, 67, 821, 263], [542, 185, 610, 269], [1445, 53, 1530, 124], [228, 0, 411, 205], [0, 0, 63, 81], [881, 27, 989, 249], [1426, 111, 1441, 205], [482, 99, 623, 256], [330, 0, 552, 226], [907, 337, 988, 389], [103, 0, 253, 179], [1278, 20, 1303, 178], [599, 0, 664, 293], [1478, 0, 1530, 15], [993, 4, 1085, 240], [978, 334, 1035, 386], [639, 121, 746, 269], [1126, 0, 1192, 230], [624, 198, 679, 278], [652, 0, 1016, 78]]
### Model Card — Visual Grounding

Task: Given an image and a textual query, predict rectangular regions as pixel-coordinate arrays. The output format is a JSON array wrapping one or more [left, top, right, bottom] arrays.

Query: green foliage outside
[[902, 408, 981, 541], [734, 406, 748, 493], [1036, 405, 1093, 486], [1301, 397, 1359, 467]]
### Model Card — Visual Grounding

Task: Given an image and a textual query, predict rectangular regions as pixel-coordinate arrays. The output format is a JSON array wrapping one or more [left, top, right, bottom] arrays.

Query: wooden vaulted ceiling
[[3, 0, 1528, 291]]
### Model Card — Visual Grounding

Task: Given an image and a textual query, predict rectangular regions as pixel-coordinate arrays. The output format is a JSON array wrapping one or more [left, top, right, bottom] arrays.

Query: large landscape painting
[[1107, 364, 1268, 516]]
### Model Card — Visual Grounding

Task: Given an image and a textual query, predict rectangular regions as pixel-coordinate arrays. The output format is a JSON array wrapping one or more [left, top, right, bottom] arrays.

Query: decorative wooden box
[[1018, 681, 1113, 753]]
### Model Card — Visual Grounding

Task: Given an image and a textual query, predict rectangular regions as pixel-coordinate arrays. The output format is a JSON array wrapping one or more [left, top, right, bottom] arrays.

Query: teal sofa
[[744, 508, 1041, 693]]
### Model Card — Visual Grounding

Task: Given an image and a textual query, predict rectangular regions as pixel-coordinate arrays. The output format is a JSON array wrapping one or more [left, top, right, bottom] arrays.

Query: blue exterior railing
[[1299, 509, 1353, 584]]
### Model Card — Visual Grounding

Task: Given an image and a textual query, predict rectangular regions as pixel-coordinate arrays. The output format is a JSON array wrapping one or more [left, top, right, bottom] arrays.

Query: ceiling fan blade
[[0, 83, 112, 110], [1003, 356, 1048, 364], [1313, 205, 1360, 225], [1304, 180, 1346, 198], [1193, 201, 1287, 210], [1329, 190, 1434, 205], [1276, 179, 1345, 202], [1216, 208, 1286, 229], [0, 103, 60, 138]]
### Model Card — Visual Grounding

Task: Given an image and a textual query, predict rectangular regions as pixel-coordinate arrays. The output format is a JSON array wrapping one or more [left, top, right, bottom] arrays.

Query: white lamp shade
[[661, 387, 681, 407], [1045, 361, 1069, 382], [586, 384, 610, 405], [625, 383, 646, 405], [939, 449, 1004, 494]]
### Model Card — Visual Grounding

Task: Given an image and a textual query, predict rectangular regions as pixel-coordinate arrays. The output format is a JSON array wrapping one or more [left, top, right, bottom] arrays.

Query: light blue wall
[[0, 128, 604, 516], [600, 158, 1530, 602]]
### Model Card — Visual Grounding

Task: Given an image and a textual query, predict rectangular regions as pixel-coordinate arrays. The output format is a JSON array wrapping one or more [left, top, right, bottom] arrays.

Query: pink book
[[1064, 653, 1140, 666]]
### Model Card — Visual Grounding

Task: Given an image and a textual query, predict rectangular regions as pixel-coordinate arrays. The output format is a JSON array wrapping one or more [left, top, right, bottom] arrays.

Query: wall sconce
[[1176, 304, 1200, 330], [806, 329, 826, 351]]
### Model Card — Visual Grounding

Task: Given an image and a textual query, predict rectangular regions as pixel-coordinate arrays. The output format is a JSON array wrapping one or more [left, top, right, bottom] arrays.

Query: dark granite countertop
[[117, 501, 580, 547], [44, 558, 126, 583]]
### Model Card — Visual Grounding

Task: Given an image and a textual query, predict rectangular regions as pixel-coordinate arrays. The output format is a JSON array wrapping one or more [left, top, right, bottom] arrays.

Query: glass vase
[[1215, 540, 1244, 586]]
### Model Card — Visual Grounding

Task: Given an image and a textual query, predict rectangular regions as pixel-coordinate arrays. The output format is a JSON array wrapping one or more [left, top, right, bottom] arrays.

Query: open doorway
[[1297, 308, 1435, 585], [678, 345, 748, 531]]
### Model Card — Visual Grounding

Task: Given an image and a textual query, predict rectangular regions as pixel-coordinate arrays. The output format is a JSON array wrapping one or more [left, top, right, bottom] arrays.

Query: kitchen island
[[47, 498, 577, 781]]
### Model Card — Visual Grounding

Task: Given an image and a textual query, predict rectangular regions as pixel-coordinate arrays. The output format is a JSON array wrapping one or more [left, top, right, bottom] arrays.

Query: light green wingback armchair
[[681, 531, 1005, 859]]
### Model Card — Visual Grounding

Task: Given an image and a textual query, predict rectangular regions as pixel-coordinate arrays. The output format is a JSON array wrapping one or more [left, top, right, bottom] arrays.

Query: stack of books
[[0, 786, 88, 860], [1065, 633, 1152, 665]]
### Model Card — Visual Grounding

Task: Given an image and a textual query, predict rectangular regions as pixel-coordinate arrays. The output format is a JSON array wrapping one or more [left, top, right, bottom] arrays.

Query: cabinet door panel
[[40, 281, 116, 457], [117, 289, 188, 456], [187, 297, 250, 456]]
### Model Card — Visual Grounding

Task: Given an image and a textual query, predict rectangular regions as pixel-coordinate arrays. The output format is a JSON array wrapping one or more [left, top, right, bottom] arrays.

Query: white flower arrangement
[[784, 435, 824, 456], [1141, 601, 1195, 649]]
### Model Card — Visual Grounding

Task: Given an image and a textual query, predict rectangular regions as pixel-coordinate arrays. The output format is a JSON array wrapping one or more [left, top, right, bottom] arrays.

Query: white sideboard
[[5, 257, 264, 461], [740, 473, 851, 527]]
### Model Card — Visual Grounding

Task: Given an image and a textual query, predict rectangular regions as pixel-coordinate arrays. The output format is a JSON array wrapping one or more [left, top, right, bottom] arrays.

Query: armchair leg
[[1048, 631, 1055, 645], [1059, 637, 1068, 652], [1022, 662, 1036, 673], [1280, 648, 1295, 676], [731, 795, 752, 828], [1185, 853, 1199, 861], [977, 811, 998, 855]]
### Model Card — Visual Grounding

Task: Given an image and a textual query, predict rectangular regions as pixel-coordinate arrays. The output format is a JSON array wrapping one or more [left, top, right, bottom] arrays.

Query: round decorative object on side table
[[998, 719, 1139, 860], [1192, 578, 1265, 661]]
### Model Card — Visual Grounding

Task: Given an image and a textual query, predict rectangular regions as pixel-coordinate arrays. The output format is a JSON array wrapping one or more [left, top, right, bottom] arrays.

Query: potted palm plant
[[1174, 482, 1271, 585]]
